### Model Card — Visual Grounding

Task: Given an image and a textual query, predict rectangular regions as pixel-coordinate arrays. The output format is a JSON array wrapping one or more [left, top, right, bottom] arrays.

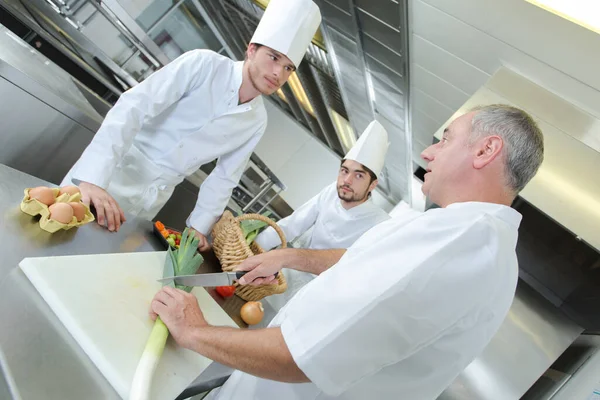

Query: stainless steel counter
[[0, 164, 153, 399], [0, 163, 245, 399]]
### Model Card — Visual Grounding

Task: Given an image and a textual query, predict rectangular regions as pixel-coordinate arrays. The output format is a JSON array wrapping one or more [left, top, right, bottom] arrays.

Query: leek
[[239, 211, 272, 245], [129, 228, 203, 400]]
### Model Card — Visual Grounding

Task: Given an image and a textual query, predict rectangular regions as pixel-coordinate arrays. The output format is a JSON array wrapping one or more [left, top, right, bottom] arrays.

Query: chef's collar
[[232, 61, 244, 96], [446, 201, 522, 228], [229, 61, 261, 110], [337, 195, 378, 216]]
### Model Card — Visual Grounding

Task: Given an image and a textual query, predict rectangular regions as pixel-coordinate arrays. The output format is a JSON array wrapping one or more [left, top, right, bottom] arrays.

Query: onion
[[240, 301, 264, 325]]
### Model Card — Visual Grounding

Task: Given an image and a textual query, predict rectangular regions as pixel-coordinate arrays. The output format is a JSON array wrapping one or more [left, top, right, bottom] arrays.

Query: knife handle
[[234, 271, 278, 281]]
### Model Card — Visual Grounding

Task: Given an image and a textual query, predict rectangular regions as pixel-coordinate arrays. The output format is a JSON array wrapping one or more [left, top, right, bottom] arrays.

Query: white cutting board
[[19, 251, 238, 400]]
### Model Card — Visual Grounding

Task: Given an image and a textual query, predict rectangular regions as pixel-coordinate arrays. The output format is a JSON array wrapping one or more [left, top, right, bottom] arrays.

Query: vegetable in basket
[[238, 211, 273, 245]]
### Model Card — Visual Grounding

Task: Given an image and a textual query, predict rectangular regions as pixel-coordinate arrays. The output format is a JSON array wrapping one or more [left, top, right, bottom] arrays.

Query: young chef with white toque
[[61, 0, 321, 250], [149, 104, 545, 399], [255, 120, 390, 309]]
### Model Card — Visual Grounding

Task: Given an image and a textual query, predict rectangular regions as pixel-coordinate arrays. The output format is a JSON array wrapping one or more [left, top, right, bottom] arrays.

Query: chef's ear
[[368, 178, 378, 193], [473, 135, 503, 169], [246, 43, 260, 60]]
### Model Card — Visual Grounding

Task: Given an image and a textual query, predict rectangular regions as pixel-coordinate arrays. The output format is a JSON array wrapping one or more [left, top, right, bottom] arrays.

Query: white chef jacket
[[255, 182, 390, 308], [256, 182, 390, 250], [61, 50, 267, 235], [214, 201, 522, 400]]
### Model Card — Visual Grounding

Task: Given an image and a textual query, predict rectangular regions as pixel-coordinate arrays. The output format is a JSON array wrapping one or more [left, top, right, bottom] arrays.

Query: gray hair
[[468, 104, 544, 193]]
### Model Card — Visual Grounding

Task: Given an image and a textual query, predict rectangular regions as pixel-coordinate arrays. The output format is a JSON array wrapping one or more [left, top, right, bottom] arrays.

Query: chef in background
[[150, 104, 544, 399], [255, 120, 390, 309], [61, 0, 321, 251]]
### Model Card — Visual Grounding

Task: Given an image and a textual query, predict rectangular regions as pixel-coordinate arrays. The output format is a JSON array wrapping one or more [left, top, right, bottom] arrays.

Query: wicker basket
[[212, 210, 287, 301]]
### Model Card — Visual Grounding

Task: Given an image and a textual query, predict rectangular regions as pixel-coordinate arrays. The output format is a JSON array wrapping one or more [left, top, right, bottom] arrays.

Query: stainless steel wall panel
[[320, 0, 354, 38], [324, 0, 351, 13], [439, 282, 583, 400], [0, 78, 95, 184], [356, 0, 401, 29], [362, 34, 403, 74], [357, 8, 402, 54]]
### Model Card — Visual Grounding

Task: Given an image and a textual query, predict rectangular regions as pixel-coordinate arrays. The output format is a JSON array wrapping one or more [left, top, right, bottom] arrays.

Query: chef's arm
[[254, 190, 323, 250], [187, 127, 265, 236], [151, 287, 308, 383], [289, 248, 346, 274], [69, 50, 209, 188], [189, 326, 309, 383], [237, 247, 346, 285]]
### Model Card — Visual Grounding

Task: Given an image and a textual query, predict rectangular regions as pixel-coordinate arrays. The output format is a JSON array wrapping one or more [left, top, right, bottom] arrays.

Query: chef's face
[[246, 44, 295, 95], [420, 111, 475, 206], [337, 160, 378, 204]]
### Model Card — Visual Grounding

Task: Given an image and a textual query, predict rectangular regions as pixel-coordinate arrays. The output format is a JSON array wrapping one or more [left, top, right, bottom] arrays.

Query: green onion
[[129, 227, 203, 399]]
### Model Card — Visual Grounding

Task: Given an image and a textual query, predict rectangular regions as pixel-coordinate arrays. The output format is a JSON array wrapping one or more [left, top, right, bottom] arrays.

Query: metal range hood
[[316, 0, 412, 203], [203, 0, 413, 205]]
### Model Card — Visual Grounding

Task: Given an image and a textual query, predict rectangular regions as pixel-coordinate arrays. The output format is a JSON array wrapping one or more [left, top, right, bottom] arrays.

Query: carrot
[[155, 221, 165, 231]]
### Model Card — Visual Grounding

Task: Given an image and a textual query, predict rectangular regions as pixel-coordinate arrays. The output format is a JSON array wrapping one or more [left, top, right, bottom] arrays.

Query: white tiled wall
[[409, 0, 600, 167]]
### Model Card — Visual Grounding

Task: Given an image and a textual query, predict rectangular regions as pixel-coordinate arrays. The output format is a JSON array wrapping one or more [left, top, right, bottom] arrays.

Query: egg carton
[[20, 188, 95, 233]]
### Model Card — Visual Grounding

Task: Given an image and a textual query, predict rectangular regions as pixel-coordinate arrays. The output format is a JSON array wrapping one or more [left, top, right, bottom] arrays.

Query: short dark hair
[[340, 159, 377, 184], [245, 43, 263, 60]]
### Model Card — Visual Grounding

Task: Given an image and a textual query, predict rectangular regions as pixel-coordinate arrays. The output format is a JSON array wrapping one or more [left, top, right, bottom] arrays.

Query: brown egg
[[59, 185, 80, 196], [49, 203, 74, 224], [69, 202, 86, 222], [29, 187, 55, 205]]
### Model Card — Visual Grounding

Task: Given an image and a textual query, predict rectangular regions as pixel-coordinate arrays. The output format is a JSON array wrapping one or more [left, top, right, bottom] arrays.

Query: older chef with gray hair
[[255, 120, 390, 309], [61, 0, 321, 251], [149, 104, 544, 399]]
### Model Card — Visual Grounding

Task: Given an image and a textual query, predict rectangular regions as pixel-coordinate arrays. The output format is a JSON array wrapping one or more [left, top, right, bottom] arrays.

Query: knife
[[157, 271, 278, 287]]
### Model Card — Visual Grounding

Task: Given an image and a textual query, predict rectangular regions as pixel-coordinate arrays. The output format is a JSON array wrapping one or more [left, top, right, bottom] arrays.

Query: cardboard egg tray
[[20, 188, 95, 233]]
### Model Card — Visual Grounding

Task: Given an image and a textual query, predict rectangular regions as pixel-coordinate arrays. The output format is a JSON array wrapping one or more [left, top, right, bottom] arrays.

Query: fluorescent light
[[276, 89, 287, 102], [525, 0, 600, 35], [287, 73, 315, 116], [330, 109, 356, 152]]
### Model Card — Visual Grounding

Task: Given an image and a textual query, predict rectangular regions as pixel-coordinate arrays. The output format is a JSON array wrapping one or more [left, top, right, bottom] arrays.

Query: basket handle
[[235, 214, 287, 249]]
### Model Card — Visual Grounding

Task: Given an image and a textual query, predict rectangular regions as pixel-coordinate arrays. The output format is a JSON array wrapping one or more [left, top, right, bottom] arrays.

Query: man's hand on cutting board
[[150, 286, 208, 349], [149, 286, 309, 383]]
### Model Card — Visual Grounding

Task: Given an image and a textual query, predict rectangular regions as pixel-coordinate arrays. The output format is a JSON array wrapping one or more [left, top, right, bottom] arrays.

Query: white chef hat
[[250, 0, 321, 67], [345, 120, 389, 177]]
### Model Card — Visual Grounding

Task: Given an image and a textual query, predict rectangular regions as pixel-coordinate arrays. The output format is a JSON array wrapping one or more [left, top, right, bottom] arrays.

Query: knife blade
[[157, 271, 279, 287], [158, 272, 245, 287]]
